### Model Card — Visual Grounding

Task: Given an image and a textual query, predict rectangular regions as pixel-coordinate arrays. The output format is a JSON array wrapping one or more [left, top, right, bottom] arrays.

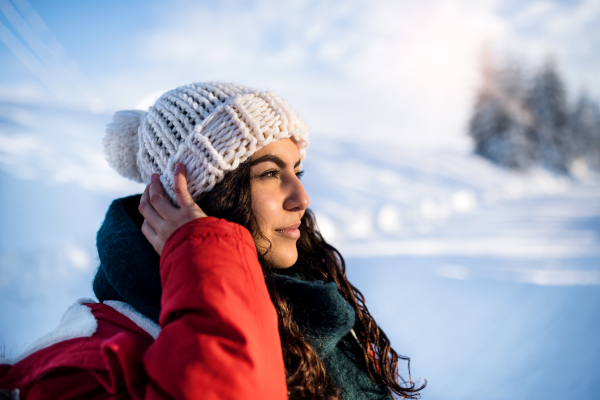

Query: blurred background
[[1, 0, 599, 398]]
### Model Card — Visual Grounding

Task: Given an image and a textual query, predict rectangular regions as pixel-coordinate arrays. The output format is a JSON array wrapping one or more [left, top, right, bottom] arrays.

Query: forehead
[[250, 138, 300, 163]]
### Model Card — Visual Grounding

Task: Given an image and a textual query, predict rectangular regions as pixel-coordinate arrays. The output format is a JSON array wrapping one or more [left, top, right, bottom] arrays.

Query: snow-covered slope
[[304, 137, 600, 262], [1, 102, 600, 399]]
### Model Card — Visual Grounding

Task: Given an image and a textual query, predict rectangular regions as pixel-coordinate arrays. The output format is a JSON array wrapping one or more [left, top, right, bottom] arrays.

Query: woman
[[0, 82, 424, 399]]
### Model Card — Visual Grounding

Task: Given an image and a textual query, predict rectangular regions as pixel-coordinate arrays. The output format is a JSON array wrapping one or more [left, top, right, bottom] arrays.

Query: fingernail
[[175, 163, 183, 171], [151, 173, 158, 181]]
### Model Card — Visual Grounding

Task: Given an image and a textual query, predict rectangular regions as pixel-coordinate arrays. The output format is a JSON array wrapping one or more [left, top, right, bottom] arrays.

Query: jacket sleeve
[[141, 217, 288, 400]]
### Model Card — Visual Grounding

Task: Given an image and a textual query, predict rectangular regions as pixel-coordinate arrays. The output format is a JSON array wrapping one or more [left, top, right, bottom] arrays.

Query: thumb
[[173, 163, 195, 208]]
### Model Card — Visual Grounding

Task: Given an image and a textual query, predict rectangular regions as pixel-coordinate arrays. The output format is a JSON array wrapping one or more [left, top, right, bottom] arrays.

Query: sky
[[1, 0, 599, 154]]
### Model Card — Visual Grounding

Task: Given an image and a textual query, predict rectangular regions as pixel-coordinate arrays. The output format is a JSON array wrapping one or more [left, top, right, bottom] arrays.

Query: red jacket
[[0, 218, 288, 400]]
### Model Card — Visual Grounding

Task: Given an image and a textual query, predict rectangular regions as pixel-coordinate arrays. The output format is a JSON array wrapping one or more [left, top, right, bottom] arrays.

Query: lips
[[275, 222, 301, 239]]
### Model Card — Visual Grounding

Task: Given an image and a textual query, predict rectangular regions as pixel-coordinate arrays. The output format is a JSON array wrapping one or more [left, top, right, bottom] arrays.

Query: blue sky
[[1, 0, 599, 151]]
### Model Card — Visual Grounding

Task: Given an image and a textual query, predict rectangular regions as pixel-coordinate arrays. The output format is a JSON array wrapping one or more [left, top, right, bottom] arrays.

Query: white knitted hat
[[103, 82, 309, 204]]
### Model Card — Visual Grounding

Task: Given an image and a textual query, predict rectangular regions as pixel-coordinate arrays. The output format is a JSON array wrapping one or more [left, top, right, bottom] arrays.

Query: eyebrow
[[249, 154, 301, 169]]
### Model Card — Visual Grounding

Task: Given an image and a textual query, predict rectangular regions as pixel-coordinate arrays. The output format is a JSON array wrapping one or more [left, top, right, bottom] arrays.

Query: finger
[[141, 219, 158, 244], [139, 180, 165, 227], [138, 182, 151, 216], [148, 174, 179, 220], [142, 219, 164, 255], [173, 163, 196, 208], [140, 180, 150, 204]]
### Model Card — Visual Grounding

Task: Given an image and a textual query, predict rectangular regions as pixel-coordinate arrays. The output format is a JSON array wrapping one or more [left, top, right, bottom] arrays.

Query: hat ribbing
[[103, 82, 309, 204]]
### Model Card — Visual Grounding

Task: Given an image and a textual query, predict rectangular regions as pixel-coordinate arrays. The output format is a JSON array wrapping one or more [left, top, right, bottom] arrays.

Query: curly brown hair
[[195, 160, 425, 399]]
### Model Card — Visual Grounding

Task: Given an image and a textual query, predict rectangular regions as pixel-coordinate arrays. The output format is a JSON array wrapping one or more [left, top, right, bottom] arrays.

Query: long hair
[[195, 160, 425, 399]]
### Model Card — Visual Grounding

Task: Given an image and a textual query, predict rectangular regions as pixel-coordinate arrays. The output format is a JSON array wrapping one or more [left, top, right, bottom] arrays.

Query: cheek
[[251, 187, 281, 231], [251, 187, 299, 269]]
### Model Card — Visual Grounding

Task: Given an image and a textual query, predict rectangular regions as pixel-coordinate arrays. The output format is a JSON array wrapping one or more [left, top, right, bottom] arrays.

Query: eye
[[295, 170, 305, 179], [260, 169, 281, 179]]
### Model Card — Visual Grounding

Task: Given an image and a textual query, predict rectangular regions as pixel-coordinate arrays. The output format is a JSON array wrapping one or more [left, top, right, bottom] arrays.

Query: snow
[[346, 256, 600, 399], [301, 137, 599, 262], [1, 104, 599, 399]]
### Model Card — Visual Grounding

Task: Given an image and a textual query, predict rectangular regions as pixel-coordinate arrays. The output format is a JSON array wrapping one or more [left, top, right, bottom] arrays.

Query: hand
[[139, 163, 207, 255]]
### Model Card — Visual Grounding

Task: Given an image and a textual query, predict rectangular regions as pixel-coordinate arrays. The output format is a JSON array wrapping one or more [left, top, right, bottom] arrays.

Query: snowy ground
[[1, 103, 599, 399]]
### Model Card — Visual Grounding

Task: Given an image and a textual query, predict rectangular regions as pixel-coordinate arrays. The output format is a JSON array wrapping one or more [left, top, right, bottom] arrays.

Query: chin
[[270, 245, 299, 269]]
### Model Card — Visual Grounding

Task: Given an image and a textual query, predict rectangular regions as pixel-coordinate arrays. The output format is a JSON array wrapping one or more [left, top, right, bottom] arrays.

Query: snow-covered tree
[[469, 51, 600, 175], [570, 93, 600, 170], [469, 54, 534, 170], [527, 57, 572, 172]]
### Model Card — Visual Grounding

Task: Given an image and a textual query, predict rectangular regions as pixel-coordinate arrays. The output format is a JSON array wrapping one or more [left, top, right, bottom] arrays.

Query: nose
[[283, 174, 309, 212]]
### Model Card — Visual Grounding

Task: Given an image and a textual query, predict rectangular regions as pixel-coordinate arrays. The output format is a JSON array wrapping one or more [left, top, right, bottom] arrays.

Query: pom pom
[[103, 110, 145, 183]]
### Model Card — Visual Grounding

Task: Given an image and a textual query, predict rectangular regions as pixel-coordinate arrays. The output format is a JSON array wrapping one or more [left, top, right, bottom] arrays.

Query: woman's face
[[249, 138, 309, 269]]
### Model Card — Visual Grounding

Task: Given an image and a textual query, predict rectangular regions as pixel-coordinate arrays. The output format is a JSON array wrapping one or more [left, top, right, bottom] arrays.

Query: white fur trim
[[0, 389, 18, 400], [1, 300, 98, 365], [76, 297, 98, 304], [103, 300, 161, 340]]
